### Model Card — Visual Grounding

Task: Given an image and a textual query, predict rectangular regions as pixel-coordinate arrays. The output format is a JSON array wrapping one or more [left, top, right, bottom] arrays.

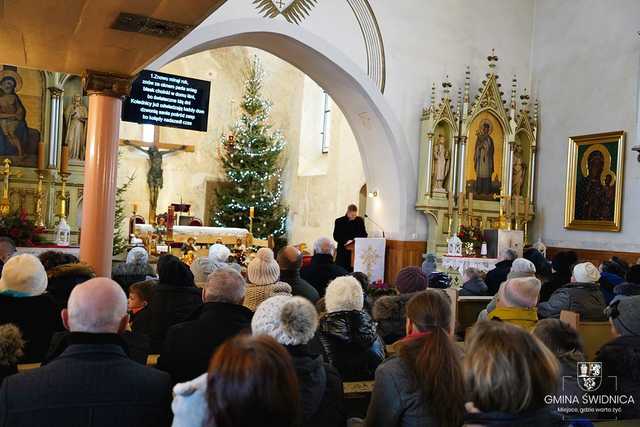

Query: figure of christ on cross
[[121, 137, 194, 222]]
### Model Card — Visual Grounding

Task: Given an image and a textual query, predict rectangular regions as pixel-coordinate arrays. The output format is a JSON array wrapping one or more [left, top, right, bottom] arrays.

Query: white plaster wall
[[149, 0, 536, 242], [530, 0, 640, 251]]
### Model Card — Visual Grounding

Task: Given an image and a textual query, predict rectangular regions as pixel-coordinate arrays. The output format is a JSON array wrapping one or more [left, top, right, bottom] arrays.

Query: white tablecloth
[[442, 256, 498, 276], [17, 246, 81, 257]]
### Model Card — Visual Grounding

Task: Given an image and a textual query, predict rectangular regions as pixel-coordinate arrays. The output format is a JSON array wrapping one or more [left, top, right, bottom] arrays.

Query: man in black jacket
[[301, 237, 348, 297], [333, 204, 367, 271], [0, 278, 172, 427], [157, 267, 253, 384], [278, 245, 319, 303], [485, 248, 518, 295]]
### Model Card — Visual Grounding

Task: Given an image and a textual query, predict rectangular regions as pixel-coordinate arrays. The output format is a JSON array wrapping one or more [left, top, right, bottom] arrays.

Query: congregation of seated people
[[0, 235, 639, 426]]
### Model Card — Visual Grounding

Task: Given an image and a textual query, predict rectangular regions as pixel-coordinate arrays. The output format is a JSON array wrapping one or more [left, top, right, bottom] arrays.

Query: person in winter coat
[[318, 276, 385, 381], [157, 268, 253, 384], [253, 295, 346, 427], [463, 321, 564, 426], [539, 251, 578, 303], [420, 253, 437, 277], [128, 280, 155, 336], [277, 245, 319, 303], [0, 324, 24, 384], [459, 267, 488, 296], [597, 295, 640, 419], [190, 243, 240, 287], [487, 277, 541, 331], [373, 267, 429, 344], [243, 248, 292, 312], [364, 290, 465, 427], [485, 248, 518, 295], [533, 319, 586, 417], [112, 247, 156, 294], [39, 251, 95, 309], [538, 262, 607, 321], [610, 264, 640, 304], [0, 254, 63, 362], [479, 258, 537, 321], [301, 237, 348, 297], [147, 255, 202, 352]]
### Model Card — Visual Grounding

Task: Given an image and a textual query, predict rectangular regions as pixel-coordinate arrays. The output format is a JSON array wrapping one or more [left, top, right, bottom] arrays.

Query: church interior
[[0, 1, 639, 425]]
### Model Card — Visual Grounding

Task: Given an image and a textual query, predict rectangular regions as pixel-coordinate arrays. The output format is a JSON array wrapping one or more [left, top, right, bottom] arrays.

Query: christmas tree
[[113, 169, 135, 256], [212, 56, 287, 239]]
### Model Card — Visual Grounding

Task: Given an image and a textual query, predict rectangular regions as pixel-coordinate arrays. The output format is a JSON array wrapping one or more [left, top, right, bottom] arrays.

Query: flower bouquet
[[0, 209, 45, 246], [457, 225, 484, 257]]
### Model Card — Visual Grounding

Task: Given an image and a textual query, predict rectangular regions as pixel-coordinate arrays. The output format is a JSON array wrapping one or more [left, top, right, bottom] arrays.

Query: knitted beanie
[[252, 295, 318, 346], [507, 258, 537, 279], [611, 295, 640, 336], [248, 248, 280, 285], [499, 277, 541, 308], [325, 276, 364, 313], [0, 254, 47, 296], [573, 262, 601, 284], [395, 266, 429, 294], [208, 244, 231, 264]]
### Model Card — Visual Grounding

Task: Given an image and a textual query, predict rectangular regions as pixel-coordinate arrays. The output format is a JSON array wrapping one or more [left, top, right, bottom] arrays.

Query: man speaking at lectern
[[333, 204, 367, 271]]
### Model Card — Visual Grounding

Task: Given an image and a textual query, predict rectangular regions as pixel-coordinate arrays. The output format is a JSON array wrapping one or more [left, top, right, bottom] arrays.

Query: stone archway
[[148, 18, 417, 240]]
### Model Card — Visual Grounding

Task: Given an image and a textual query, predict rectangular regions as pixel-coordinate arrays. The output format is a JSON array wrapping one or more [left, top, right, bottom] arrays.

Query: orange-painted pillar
[[79, 71, 131, 277]]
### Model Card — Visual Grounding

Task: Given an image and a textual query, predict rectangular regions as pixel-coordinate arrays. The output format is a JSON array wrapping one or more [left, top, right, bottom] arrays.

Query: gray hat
[[609, 295, 640, 337], [252, 295, 318, 346]]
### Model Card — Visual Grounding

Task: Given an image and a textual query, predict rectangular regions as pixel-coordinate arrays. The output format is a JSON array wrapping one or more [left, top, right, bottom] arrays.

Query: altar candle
[[505, 195, 512, 218], [60, 145, 69, 174], [447, 191, 454, 217], [458, 192, 464, 216], [524, 196, 530, 220], [514, 196, 520, 220], [37, 142, 46, 170], [468, 192, 474, 217], [249, 206, 255, 218], [133, 203, 138, 214]]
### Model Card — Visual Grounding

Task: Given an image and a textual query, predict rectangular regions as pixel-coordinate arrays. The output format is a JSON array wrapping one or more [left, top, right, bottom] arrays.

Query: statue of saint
[[64, 95, 88, 160], [512, 144, 527, 197], [124, 142, 187, 219], [432, 134, 450, 193], [473, 120, 495, 195]]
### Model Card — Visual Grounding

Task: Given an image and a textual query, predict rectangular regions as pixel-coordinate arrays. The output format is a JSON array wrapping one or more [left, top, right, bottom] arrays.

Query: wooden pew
[[17, 363, 41, 372], [146, 354, 159, 366], [456, 296, 493, 338], [343, 381, 374, 395], [560, 310, 614, 361]]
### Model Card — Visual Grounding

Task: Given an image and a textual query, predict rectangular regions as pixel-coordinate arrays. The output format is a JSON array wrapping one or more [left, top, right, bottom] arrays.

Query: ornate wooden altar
[[416, 50, 538, 255]]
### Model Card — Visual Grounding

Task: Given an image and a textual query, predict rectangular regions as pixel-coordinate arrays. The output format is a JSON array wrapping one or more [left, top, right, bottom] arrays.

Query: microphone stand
[[364, 214, 385, 238]]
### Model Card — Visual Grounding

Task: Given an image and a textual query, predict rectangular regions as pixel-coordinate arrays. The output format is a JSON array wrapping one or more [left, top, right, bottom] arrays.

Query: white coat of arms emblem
[[577, 362, 603, 392]]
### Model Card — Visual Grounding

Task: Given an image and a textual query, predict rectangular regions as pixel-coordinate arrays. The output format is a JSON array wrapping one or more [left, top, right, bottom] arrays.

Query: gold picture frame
[[564, 131, 625, 232]]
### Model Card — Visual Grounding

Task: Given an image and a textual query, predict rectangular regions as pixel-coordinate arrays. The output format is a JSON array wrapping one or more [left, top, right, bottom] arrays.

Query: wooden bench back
[[456, 296, 492, 338], [559, 310, 614, 361]]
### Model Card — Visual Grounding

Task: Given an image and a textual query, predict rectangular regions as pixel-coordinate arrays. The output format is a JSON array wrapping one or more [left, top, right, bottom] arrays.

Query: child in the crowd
[[128, 280, 155, 335]]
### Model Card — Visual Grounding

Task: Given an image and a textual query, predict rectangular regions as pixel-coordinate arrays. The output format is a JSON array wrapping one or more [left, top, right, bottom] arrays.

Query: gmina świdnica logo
[[577, 362, 602, 392]]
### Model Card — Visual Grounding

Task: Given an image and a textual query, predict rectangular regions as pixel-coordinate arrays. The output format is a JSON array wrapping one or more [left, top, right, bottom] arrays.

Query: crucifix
[[120, 125, 194, 222], [0, 158, 22, 216]]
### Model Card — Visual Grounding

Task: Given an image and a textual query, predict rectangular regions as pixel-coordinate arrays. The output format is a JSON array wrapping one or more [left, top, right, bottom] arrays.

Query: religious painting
[[564, 131, 625, 232], [465, 111, 504, 200], [0, 65, 43, 167]]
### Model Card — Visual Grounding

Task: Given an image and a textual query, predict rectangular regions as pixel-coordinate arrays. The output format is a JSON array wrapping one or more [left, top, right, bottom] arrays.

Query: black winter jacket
[[537, 282, 607, 321], [318, 310, 385, 381], [485, 259, 514, 296], [46, 262, 95, 309], [286, 344, 346, 427], [459, 277, 489, 296], [301, 254, 348, 297], [280, 270, 320, 303]]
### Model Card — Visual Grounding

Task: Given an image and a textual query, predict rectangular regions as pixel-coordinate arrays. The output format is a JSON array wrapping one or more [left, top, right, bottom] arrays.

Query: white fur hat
[[573, 262, 601, 284], [208, 244, 231, 263], [252, 295, 318, 346], [0, 254, 47, 296], [325, 276, 364, 313], [126, 247, 149, 265]]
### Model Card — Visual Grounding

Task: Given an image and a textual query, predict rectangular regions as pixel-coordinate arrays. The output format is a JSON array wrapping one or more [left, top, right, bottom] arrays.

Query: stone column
[[79, 71, 131, 277]]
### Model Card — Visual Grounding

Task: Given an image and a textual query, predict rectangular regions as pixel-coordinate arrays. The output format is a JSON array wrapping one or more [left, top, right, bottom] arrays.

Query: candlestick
[[447, 191, 453, 217], [468, 192, 474, 224], [58, 172, 70, 219], [60, 145, 70, 174], [37, 142, 46, 170], [514, 196, 520, 230], [505, 195, 512, 230], [133, 203, 138, 215], [249, 206, 255, 218], [457, 191, 465, 230], [34, 169, 45, 227]]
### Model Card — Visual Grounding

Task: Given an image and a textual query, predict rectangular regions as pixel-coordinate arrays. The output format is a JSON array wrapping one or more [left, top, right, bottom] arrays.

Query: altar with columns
[[416, 50, 538, 256]]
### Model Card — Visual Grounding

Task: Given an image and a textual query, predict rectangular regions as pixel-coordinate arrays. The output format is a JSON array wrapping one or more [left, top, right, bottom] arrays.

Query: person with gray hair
[[157, 267, 253, 384], [301, 237, 348, 297], [190, 243, 241, 287], [485, 248, 519, 295], [0, 277, 172, 426], [0, 236, 16, 277], [112, 246, 156, 294]]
